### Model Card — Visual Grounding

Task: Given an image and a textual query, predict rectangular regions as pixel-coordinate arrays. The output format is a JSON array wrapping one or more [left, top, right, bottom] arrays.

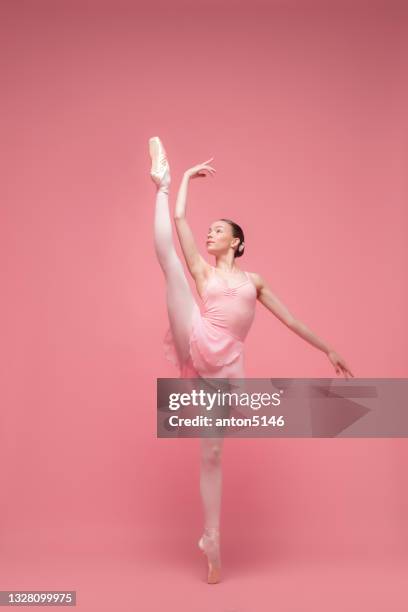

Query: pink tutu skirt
[[164, 302, 245, 379]]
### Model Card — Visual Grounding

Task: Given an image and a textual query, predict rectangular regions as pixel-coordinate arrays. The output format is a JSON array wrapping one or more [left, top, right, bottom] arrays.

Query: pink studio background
[[1, 0, 408, 610]]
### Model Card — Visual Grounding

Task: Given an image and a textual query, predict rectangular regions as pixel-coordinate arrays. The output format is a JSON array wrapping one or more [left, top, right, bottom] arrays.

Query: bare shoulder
[[246, 271, 264, 287], [246, 271, 265, 296]]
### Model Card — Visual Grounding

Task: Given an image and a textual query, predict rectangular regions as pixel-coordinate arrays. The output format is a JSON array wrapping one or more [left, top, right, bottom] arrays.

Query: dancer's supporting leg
[[200, 437, 225, 530], [198, 436, 224, 582], [153, 170, 197, 366]]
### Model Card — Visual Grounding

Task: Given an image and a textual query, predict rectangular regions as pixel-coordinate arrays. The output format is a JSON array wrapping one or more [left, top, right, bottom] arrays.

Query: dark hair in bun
[[220, 218, 245, 258]]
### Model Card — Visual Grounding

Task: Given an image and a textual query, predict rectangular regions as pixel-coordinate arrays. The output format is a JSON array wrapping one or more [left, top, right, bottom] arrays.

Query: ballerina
[[149, 136, 353, 583]]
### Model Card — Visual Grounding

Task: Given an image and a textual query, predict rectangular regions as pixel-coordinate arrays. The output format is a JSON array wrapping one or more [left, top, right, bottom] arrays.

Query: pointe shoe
[[198, 527, 221, 584], [148, 136, 170, 187]]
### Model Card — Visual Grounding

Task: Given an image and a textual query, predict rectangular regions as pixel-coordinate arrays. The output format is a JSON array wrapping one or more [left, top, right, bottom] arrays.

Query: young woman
[[149, 136, 354, 584]]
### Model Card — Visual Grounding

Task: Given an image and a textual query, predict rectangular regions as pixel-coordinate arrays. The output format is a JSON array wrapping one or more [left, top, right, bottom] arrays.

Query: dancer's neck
[[214, 261, 240, 274]]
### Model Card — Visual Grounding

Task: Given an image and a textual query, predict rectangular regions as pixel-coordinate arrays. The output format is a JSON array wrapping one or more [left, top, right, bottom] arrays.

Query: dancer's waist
[[202, 315, 250, 342]]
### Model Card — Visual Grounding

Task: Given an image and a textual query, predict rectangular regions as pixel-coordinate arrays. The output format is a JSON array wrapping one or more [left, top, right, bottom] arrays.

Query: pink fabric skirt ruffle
[[163, 302, 245, 379]]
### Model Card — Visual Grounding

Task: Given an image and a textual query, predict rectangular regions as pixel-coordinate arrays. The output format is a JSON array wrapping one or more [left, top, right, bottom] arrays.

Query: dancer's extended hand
[[184, 158, 216, 180], [327, 350, 354, 379]]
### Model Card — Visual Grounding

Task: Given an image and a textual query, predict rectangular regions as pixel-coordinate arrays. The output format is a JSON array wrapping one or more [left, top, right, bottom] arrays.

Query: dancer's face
[[206, 220, 239, 255]]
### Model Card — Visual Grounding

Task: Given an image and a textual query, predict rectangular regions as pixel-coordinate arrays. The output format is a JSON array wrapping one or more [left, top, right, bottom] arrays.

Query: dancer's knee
[[201, 444, 222, 467]]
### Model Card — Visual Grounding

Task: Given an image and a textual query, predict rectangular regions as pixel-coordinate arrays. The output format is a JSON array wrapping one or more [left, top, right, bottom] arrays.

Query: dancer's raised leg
[[150, 137, 223, 583], [151, 141, 197, 367]]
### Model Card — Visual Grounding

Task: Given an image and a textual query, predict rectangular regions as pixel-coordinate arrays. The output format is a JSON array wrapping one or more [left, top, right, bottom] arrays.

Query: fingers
[[346, 362, 354, 377], [341, 360, 354, 378], [334, 362, 353, 379], [341, 365, 354, 379], [198, 157, 216, 173], [199, 167, 216, 178], [338, 364, 347, 378]]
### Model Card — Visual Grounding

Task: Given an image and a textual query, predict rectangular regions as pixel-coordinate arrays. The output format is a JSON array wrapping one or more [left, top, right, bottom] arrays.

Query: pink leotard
[[164, 266, 257, 378]]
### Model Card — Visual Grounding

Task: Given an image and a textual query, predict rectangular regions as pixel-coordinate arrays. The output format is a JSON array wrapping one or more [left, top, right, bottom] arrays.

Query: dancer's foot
[[148, 136, 171, 191], [198, 527, 221, 584]]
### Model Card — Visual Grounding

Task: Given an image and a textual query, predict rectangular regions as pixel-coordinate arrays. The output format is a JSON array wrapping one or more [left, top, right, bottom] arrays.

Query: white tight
[[153, 184, 196, 365], [153, 183, 224, 531]]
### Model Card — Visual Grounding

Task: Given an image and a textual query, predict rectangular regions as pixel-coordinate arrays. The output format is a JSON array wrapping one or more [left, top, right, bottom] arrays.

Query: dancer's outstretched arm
[[250, 272, 354, 378], [174, 158, 216, 279]]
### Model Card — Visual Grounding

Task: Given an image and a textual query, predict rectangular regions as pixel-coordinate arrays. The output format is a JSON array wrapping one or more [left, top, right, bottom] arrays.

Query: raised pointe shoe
[[198, 527, 221, 584], [148, 136, 170, 187]]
